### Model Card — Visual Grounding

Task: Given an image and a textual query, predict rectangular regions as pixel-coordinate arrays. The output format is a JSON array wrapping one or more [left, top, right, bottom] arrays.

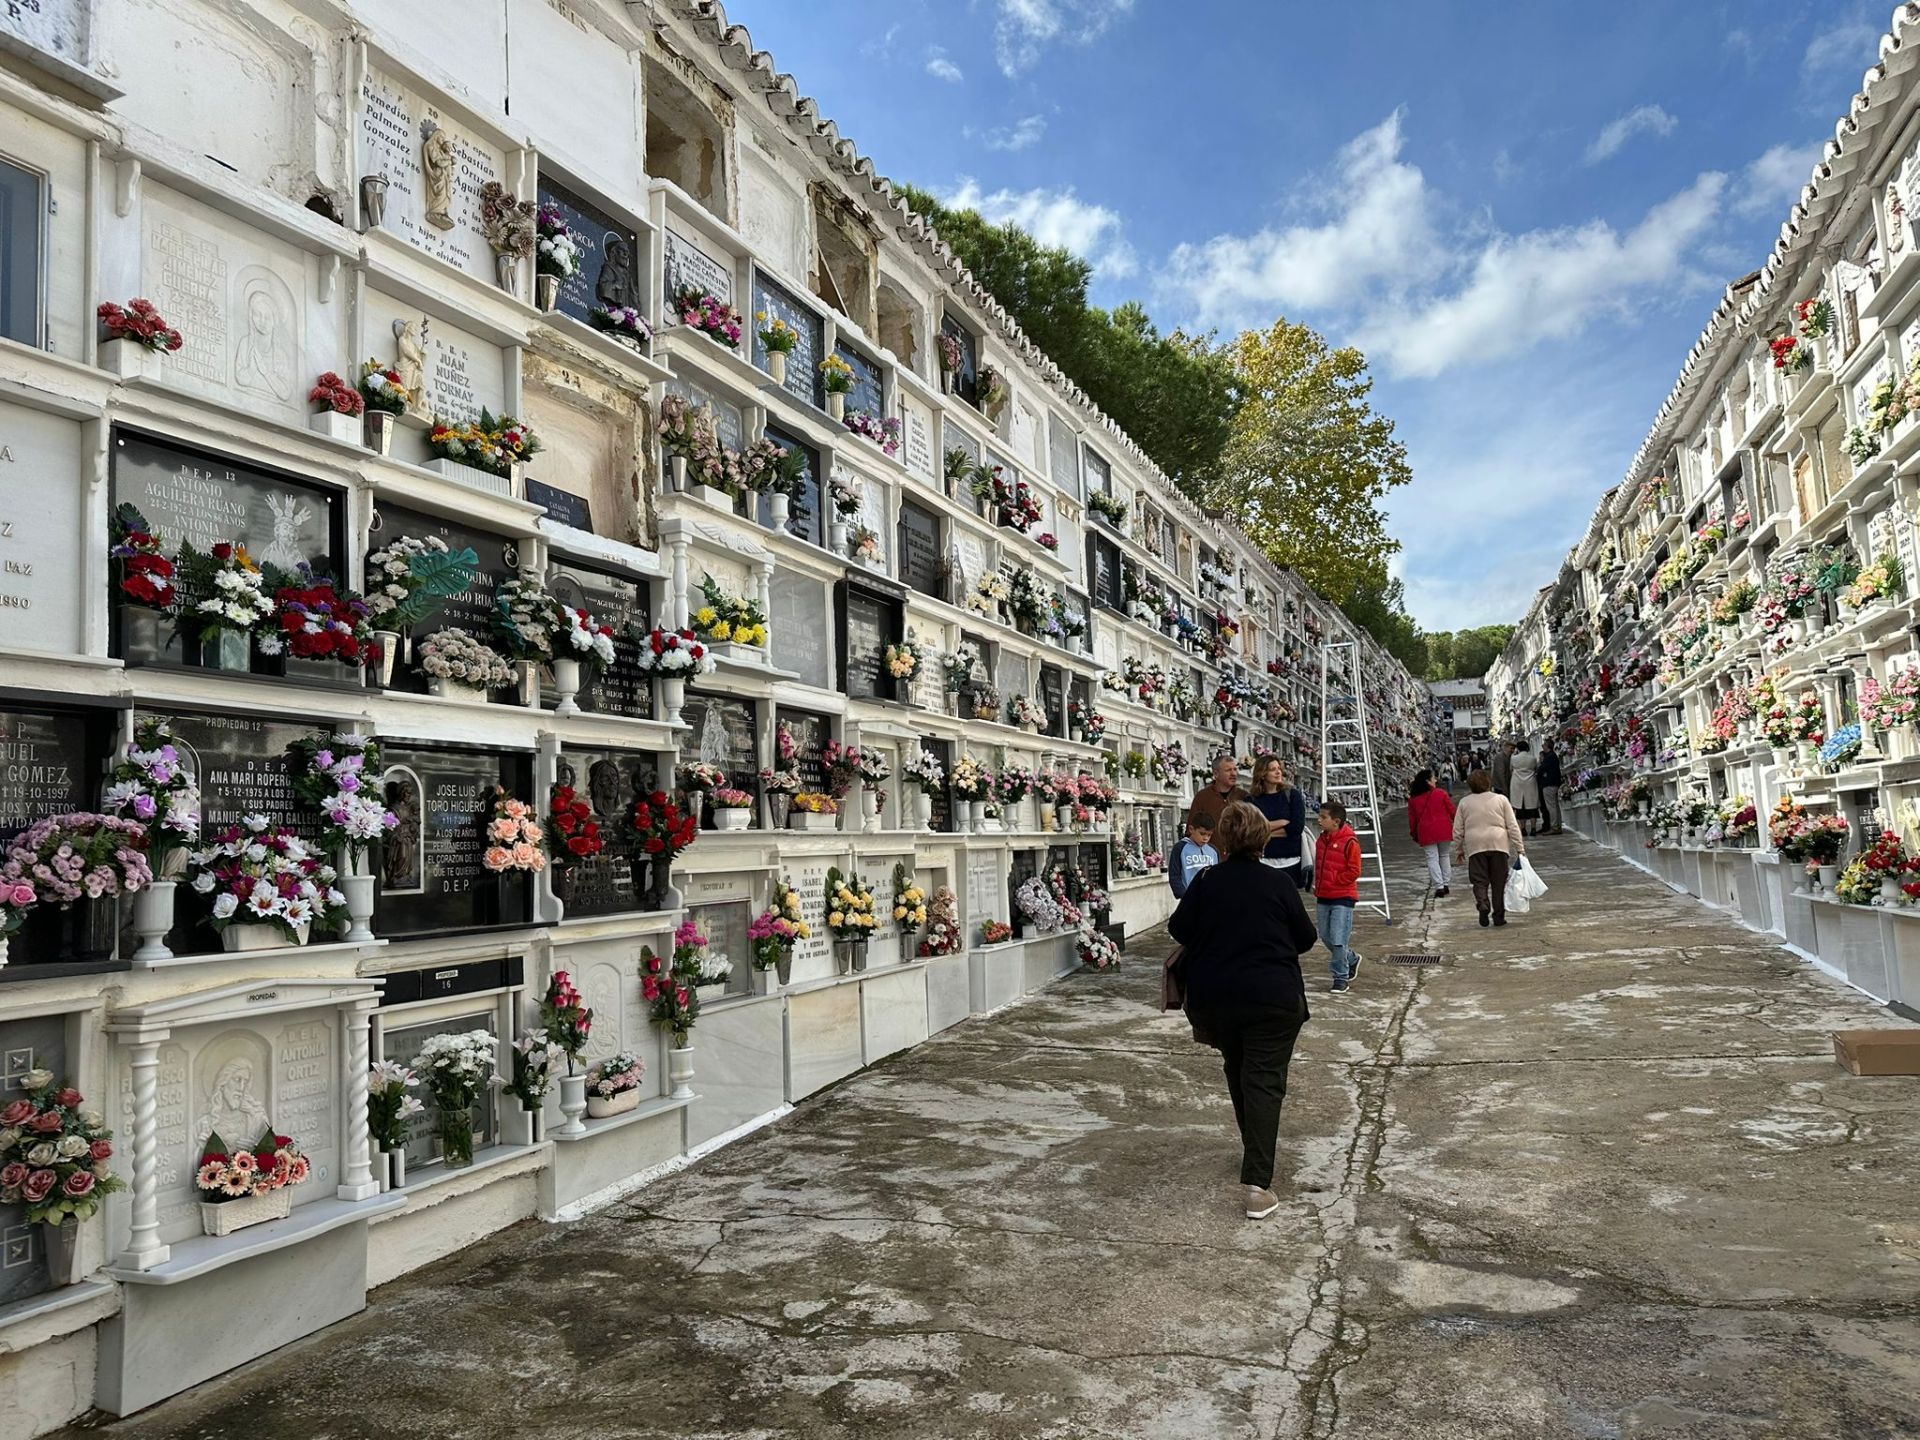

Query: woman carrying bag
[[1452, 770, 1526, 927], [1168, 801, 1318, 1220]]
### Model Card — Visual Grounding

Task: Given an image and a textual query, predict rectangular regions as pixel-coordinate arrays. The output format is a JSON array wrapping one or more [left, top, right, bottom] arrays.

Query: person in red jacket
[[1313, 800, 1363, 993], [1406, 769, 1457, 898]]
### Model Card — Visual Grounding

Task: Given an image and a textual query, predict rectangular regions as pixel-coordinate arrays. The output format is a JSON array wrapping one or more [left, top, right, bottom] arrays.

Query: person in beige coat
[[1452, 770, 1526, 927]]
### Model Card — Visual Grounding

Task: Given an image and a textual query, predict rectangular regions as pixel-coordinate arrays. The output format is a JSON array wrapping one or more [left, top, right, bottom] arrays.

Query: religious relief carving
[[596, 235, 635, 311], [422, 121, 456, 231], [382, 767, 424, 894], [1890, 183, 1907, 255], [232, 268, 296, 403], [195, 1041, 272, 1153], [393, 318, 430, 419]]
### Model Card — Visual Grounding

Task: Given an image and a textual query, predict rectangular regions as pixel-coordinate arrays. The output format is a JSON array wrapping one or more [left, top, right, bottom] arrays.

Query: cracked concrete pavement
[[60, 828, 1920, 1439]]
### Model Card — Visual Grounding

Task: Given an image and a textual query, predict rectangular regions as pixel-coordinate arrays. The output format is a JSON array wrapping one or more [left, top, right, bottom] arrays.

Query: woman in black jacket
[[1168, 800, 1317, 1220]]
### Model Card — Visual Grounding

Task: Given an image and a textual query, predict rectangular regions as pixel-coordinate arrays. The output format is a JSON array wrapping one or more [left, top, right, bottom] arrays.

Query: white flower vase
[[768, 350, 788, 386], [670, 454, 689, 493], [516, 659, 540, 708], [0, 936, 8, 972], [372, 631, 401, 686], [969, 801, 987, 833], [913, 790, 932, 829], [865, 787, 885, 833], [1056, 804, 1073, 831], [1881, 876, 1903, 903], [659, 675, 686, 723], [829, 518, 849, 555], [130, 879, 176, 963], [668, 1044, 696, 1100], [769, 492, 791, 530], [221, 920, 308, 952], [752, 966, 778, 996], [827, 392, 846, 422], [428, 677, 488, 703], [712, 808, 751, 830], [553, 657, 583, 717], [1818, 864, 1838, 891], [536, 273, 560, 312], [341, 858, 376, 944], [586, 1087, 641, 1119], [556, 1072, 588, 1137], [364, 411, 396, 456]]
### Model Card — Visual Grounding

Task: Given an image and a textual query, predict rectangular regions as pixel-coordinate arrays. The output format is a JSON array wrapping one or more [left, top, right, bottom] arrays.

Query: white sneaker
[[1246, 1185, 1280, 1219], [1348, 952, 1362, 980]]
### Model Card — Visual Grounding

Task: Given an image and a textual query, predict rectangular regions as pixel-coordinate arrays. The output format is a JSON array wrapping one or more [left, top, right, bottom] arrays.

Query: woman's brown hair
[[1215, 800, 1271, 859], [1467, 769, 1493, 793], [1249, 754, 1282, 795]]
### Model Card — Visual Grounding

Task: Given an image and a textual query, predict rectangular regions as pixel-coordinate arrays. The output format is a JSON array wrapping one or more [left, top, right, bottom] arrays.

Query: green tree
[[1416, 625, 1513, 681], [1211, 322, 1411, 605], [1340, 565, 1427, 674], [895, 186, 1238, 491]]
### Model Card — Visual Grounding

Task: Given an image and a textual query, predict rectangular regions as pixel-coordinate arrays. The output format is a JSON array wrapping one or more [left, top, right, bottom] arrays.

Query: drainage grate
[[1383, 953, 1452, 967]]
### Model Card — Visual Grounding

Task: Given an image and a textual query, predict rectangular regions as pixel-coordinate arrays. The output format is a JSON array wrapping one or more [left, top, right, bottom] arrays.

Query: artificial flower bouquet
[[590, 305, 653, 348], [415, 1029, 497, 1166], [679, 761, 727, 794], [1, 813, 151, 914], [916, 886, 962, 957], [367, 1061, 424, 1154], [792, 791, 838, 815], [286, 734, 396, 865], [845, 409, 903, 457], [751, 877, 810, 972], [694, 574, 768, 647], [825, 866, 878, 943], [634, 626, 716, 676], [892, 862, 927, 932], [631, 790, 699, 864], [949, 756, 992, 802], [557, 606, 618, 674], [195, 1126, 308, 1230], [419, 628, 517, 692], [187, 816, 343, 945], [673, 287, 745, 348], [111, 504, 177, 613], [364, 534, 478, 634], [757, 312, 799, 354], [540, 970, 593, 1068], [358, 359, 410, 414], [97, 297, 183, 352], [1006, 694, 1048, 729], [481, 789, 547, 874], [884, 636, 924, 681], [492, 577, 560, 662], [980, 919, 1014, 945], [269, 570, 380, 667], [585, 1052, 644, 1101], [1862, 669, 1920, 731], [546, 786, 604, 869], [308, 371, 363, 417], [179, 541, 275, 649], [1077, 926, 1121, 971], [902, 748, 946, 795], [0, 1073, 124, 1228], [509, 1032, 567, 1112], [1015, 874, 1064, 932], [535, 203, 581, 278], [675, 918, 731, 987], [104, 719, 201, 873]]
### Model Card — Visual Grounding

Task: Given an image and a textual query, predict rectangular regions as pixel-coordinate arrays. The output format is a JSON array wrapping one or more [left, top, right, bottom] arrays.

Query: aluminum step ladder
[[1319, 639, 1393, 924]]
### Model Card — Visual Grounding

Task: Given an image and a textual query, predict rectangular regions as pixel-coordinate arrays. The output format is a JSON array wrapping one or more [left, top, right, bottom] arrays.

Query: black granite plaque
[[537, 176, 640, 327], [898, 501, 943, 599], [0, 709, 91, 842], [554, 746, 658, 918], [682, 691, 760, 819], [549, 564, 653, 720], [144, 710, 323, 842], [839, 584, 898, 701], [834, 341, 884, 419], [1081, 845, 1110, 905], [373, 503, 518, 692], [1040, 665, 1066, 739], [940, 312, 977, 404], [1089, 534, 1122, 611], [374, 744, 533, 934], [776, 708, 831, 795], [1008, 849, 1039, 939], [112, 431, 342, 576], [526, 477, 593, 532], [754, 274, 823, 408], [926, 738, 954, 833]]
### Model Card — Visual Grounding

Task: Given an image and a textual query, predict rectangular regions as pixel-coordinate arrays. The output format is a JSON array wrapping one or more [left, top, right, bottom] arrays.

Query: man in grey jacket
[[1490, 740, 1513, 798]]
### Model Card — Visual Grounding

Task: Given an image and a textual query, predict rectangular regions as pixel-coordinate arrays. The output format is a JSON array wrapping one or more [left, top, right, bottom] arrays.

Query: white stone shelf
[[106, 1194, 407, 1287], [0, 1279, 120, 1353], [386, 1141, 549, 1197], [552, 1093, 691, 1144], [130, 938, 383, 971]]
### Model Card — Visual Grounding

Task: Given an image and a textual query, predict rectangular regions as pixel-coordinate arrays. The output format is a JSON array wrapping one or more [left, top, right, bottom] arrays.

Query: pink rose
[[21, 1168, 56, 1202], [89, 1140, 112, 1161], [62, 1171, 95, 1198], [27, 1112, 63, 1134], [54, 1088, 82, 1109], [6, 883, 32, 906], [0, 1101, 32, 1127], [0, 1162, 26, 1189]]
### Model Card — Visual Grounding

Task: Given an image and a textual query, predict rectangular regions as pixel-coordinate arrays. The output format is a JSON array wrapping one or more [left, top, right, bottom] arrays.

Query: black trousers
[[1469, 851, 1510, 920], [1189, 1002, 1306, 1188]]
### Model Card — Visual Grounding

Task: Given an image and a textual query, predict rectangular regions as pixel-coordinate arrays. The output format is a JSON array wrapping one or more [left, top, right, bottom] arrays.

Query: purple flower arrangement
[[671, 286, 744, 349], [843, 409, 903, 458]]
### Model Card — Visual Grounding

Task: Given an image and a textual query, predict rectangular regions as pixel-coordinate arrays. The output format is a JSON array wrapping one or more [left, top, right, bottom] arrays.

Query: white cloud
[[978, 114, 1047, 152], [1584, 104, 1677, 164], [1360, 172, 1726, 379], [1161, 111, 1441, 322], [1802, 17, 1878, 80], [1732, 140, 1822, 217], [993, 0, 1134, 78], [924, 47, 964, 83], [945, 178, 1137, 279]]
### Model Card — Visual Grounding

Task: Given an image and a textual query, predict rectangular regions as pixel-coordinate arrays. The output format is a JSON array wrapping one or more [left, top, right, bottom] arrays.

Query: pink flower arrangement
[[308, 371, 364, 416], [187, 815, 343, 941], [672, 286, 745, 348], [0, 1072, 125, 1225], [0, 813, 151, 907], [843, 409, 903, 457], [195, 1128, 310, 1202], [481, 789, 546, 873], [97, 298, 183, 352]]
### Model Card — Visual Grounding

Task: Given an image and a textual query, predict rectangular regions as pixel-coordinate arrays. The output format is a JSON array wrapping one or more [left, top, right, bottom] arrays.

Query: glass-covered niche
[[373, 743, 535, 936], [535, 173, 642, 331], [0, 701, 121, 974]]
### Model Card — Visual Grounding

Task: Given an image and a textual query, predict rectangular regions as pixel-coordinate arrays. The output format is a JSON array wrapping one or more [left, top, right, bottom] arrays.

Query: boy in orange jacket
[[1313, 800, 1363, 993]]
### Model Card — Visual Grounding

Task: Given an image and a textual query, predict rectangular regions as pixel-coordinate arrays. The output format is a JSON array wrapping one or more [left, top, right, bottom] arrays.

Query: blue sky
[[724, 1, 1884, 630]]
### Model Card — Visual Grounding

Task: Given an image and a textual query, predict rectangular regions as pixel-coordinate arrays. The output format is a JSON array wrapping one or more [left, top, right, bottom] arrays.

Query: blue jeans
[[1317, 901, 1356, 981]]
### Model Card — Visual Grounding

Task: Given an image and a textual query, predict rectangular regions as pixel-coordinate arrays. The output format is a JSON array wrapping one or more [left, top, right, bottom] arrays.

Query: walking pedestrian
[[1168, 801, 1316, 1220], [1313, 800, 1364, 993], [1490, 741, 1513, 798], [1186, 755, 1249, 832], [1453, 771, 1525, 927], [1538, 740, 1563, 835], [1169, 815, 1219, 898], [1249, 754, 1307, 876], [1509, 740, 1541, 836], [1407, 769, 1456, 896]]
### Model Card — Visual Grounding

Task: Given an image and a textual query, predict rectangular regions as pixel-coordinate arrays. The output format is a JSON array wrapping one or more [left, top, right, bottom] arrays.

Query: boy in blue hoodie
[[1169, 815, 1219, 898]]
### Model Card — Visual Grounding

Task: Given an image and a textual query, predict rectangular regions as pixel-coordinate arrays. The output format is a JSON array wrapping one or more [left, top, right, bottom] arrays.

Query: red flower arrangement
[[546, 785, 604, 866], [991, 471, 1044, 533], [308, 372, 364, 417], [195, 1127, 309, 1203], [97, 298, 183, 353], [269, 573, 379, 667], [1769, 334, 1810, 374], [631, 790, 698, 861], [1035, 532, 1059, 552], [111, 504, 175, 611]]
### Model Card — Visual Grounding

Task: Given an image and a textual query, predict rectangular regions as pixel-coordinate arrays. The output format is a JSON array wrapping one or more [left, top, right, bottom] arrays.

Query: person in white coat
[[1508, 740, 1542, 836]]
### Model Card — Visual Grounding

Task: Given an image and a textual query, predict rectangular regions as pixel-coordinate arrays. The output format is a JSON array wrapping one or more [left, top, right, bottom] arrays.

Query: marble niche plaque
[[966, 852, 1002, 929], [0, 401, 85, 656], [664, 227, 734, 307], [132, 1015, 341, 1245], [0, 0, 89, 67], [359, 69, 506, 281], [789, 854, 832, 973], [770, 570, 830, 689], [549, 564, 653, 720], [901, 394, 935, 483], [113, 432, 340, 573], [375, 744, 533, 935], [553, 746, 659, 919]]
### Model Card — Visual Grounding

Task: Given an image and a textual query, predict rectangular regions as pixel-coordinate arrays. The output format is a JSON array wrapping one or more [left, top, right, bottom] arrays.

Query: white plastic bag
[[1504, 857, 1547, 913]]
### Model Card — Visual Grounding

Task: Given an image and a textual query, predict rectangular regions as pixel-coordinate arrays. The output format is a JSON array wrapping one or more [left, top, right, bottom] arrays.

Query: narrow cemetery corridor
[[62, 832, 1920, 1440]]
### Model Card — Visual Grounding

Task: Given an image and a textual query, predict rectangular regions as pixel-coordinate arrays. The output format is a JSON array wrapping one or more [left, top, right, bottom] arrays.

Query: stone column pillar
[[756, 558, 774, 650], [337, 999, 380, 1201], [119, 1031, 171, 1271], [669, 532, 691, 630]]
